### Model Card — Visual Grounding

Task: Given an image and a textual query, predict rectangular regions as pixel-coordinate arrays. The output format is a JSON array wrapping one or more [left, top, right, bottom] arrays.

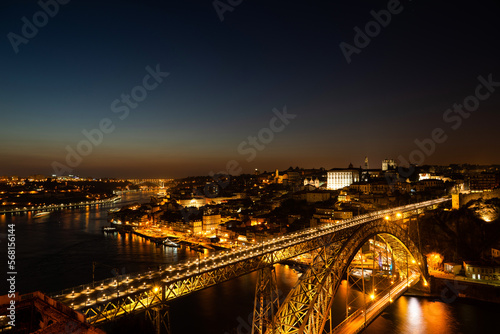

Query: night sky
[[1, 0, 499, 178]]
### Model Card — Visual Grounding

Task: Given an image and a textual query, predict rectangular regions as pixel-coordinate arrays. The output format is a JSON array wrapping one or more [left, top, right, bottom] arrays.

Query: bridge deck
[[331, 274, 420, 334]]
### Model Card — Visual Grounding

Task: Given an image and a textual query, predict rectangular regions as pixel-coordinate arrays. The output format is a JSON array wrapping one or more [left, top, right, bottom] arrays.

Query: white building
[[327, 169, 359, 190], [304, 177, 320, 188], [382, 159, 397, 171]]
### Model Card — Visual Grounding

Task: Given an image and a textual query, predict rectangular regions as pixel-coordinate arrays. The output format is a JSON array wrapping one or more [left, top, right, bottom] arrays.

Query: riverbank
[[128, 228, 228, 251], [429, 275, 500, 303], [0, 197, 119, 214], [404, 274, 500, 304]]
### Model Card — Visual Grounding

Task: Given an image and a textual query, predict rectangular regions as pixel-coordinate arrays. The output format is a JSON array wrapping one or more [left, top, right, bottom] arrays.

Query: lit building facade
[[327, 169, 359, 190], [382, 159, 397, 171], [203, 214, 221, 233], [463, 261, 500, 281]]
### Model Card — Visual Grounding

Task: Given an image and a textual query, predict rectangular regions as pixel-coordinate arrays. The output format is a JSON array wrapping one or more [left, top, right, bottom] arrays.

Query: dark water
[[1, 191, 498, 333]]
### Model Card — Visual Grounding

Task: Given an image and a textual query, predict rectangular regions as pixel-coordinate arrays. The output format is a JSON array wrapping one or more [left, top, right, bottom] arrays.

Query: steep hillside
[[416, 198, 500, 263]]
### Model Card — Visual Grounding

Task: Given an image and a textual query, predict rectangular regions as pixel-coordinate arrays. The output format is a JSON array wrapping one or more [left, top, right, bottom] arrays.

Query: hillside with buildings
[[418, 198, 500, 270]]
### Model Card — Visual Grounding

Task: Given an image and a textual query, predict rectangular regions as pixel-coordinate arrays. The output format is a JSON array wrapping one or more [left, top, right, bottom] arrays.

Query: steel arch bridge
[[263, 218, 427, 334], [47, 198, 448, 333]]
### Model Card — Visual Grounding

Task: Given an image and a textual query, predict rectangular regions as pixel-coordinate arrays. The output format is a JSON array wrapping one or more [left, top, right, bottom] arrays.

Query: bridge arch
[[270, 218, 428, 334]]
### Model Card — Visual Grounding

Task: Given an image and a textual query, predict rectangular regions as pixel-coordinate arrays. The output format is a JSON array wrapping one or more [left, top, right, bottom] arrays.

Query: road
[[331, 273, 420, 334]]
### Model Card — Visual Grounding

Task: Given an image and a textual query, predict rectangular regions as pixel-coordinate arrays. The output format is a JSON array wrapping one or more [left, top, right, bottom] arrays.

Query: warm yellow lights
[[384, 216, 390, 220], [426, 252, 444, 271], [370, 294, 375, 300], [154, 287, 159, 293]]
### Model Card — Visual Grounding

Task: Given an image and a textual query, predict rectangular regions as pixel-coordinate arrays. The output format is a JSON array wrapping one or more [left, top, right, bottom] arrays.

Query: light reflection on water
[[364, 295, 499, 334], [407, 297, 424, 333]]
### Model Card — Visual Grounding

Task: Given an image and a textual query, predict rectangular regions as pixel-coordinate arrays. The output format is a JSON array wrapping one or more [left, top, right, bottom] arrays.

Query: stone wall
[[452, 189, 500, 209]]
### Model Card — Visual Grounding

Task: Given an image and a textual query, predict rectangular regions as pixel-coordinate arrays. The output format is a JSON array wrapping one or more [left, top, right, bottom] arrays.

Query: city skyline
[[1, 0, 500, 179]]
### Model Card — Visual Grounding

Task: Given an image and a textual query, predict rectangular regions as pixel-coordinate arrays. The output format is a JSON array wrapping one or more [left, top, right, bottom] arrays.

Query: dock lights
[[384, 216, 390, 220], [412, 260, 416, 264], [370, 294, 375, 300], [71, 290, 74, 297], [154, 287, 159, 293], [396, 212, 402, 218]]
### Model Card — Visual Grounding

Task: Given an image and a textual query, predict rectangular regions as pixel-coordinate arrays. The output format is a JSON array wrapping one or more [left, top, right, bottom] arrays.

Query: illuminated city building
[[382, 159, 397, 171], [327, 168, 359, 190]]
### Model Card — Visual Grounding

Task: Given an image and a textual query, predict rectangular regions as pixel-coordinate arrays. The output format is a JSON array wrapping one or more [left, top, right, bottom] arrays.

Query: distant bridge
[[45, 197, 448, 333], [127, 179, 173, 187]]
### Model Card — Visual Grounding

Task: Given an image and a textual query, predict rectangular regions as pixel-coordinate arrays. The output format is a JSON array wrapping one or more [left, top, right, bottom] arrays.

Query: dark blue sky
[[1, 0, 499, 178]]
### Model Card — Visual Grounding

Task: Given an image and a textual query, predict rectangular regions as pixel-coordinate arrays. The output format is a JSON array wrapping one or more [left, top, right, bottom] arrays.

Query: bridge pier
[[252, 266, 280, 334], [146, 305, 171, 334]]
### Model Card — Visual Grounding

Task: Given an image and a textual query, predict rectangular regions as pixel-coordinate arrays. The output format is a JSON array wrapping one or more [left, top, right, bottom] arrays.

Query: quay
[[0, 197, 119, 215], [111, 227, 230, 251]]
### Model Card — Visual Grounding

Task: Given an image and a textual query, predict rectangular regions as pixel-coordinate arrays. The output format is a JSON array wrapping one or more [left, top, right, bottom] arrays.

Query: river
[[1, 191, 498, 333]]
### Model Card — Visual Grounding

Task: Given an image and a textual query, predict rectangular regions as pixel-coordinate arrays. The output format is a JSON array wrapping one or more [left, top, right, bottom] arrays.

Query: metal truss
[[78, 229, 356, 325], [146, 305, 171, 334], [267, 218, 427, 334], [82, 288, 165, 324], [252, 266, 280, 334]]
